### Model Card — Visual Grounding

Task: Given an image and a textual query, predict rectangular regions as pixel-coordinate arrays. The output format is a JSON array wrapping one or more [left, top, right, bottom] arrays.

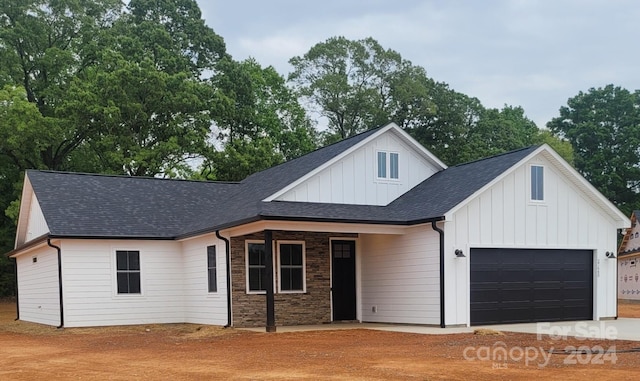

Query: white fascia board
[[14, 174, 34, 249], [263, 123, 447, 202], [222, 219, 408, 238], [389, 126, 448, 170]]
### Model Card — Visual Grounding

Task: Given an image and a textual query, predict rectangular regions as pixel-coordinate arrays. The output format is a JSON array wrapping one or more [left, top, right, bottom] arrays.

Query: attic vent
[[32, 256, 37, 263]]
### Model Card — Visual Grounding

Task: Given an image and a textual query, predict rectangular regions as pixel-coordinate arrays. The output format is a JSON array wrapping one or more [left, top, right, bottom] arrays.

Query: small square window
[[531, 165, 544, 201]]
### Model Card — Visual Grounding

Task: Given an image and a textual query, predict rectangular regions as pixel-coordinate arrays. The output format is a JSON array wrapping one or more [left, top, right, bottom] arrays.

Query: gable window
[[116, 250, 140, 294], [207, 245, 217, 293], [377, 151, 399, 180], [246, 241, 267, 292], [278, 242, 305, 292], [531, 165, 544, 201]]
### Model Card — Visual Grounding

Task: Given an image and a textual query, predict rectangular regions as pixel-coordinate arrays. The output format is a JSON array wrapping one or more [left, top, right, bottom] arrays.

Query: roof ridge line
[[452, 145, 540, 168], [27, 170, 241, 185]]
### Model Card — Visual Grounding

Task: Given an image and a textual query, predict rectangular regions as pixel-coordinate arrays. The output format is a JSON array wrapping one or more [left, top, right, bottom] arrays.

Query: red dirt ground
[[0, 302, 638, 380]]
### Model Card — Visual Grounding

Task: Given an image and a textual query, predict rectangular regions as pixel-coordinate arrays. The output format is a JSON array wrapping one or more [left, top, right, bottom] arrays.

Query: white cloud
[[198, 0, 640, 127]]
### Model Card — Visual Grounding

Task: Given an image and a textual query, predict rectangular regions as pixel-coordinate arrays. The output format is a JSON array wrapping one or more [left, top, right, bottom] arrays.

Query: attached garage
[[470, 248, 594, 325]]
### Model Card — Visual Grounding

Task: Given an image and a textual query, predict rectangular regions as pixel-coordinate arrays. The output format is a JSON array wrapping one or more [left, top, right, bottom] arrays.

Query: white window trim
[[245, 240, 276, 295], [375, 150, 401, 182], [529, 164, 546, 203], [112, 248, 144, 298], [277, 240, 307, 294], [207, 245, 218, 294]]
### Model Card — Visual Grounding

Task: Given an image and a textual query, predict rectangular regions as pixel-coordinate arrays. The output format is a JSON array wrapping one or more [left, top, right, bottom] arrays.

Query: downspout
[[431, 221, 445, 328], [13, 257, 19, 321], [215, 230, 232, 328], [47, 239, 64, 329]]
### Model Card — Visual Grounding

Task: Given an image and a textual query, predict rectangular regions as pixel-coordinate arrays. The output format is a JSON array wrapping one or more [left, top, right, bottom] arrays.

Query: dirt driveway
[[1, 302, 639, 380]]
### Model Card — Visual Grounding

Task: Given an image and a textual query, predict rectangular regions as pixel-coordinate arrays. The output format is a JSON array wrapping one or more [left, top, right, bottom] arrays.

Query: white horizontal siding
[[360, 226, 440, 325], [181, 234, 228, 325], [61, 239, 187, 327], [447, 153, 621, 325], [277, 130, 440, 206], [17, 245, 60, 326]]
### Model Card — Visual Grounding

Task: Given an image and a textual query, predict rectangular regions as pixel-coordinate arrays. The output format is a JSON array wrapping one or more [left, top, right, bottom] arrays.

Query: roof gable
[[263, 123, 447, 202], [619, 211, 640, 256], [443, 145, 630, 227]]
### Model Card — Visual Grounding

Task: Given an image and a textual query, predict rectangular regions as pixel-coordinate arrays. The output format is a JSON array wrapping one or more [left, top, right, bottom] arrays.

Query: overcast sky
[[197, 0, 640, 128]]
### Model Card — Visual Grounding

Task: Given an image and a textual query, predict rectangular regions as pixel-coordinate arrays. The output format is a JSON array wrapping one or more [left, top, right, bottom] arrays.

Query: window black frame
[[116, 250, 141, 294], [207, 245, 217, 293], [278, 242, 305, 292], [246, 242, 267, 292]]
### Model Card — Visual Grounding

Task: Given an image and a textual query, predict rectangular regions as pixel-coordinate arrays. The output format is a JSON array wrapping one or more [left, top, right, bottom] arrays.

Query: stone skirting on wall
[[230, 230, 357, 327]]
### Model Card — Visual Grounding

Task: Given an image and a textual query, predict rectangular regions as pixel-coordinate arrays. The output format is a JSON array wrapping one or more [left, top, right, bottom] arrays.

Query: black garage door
[[470, 248, 593, 325]]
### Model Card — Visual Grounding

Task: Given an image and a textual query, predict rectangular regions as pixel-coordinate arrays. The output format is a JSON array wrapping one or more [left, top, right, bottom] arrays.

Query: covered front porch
[[221, 220, 442, 331]]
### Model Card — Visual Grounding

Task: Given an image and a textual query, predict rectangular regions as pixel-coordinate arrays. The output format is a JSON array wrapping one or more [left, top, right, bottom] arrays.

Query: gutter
[[47, 238, 64, 329], [431, 221, 445, 328], [13, 257, 18, 321], [215, 230, 232, 328]]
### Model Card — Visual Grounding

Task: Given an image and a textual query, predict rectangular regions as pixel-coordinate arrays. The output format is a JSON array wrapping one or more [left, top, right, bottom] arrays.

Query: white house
[[618, 211, 640, 301], [6, 123, 630, 329]]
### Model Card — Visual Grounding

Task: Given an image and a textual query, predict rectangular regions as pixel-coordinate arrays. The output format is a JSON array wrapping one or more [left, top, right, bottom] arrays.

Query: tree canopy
[[548, 85, 640, 214]]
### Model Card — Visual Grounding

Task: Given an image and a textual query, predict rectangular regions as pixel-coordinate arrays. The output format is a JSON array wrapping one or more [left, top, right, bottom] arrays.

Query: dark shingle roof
[[24, 132, 539, 241], [28, 171, 239, 238], [256, 146, 539, 224]]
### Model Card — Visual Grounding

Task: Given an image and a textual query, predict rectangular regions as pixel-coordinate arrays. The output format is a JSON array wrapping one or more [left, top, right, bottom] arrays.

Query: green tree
[[548, 85, 640, 214], [288, 36, 434, 142], [404, 82, 483, 165], [206, 58, 317, 181], [0, 0, 122, 170]]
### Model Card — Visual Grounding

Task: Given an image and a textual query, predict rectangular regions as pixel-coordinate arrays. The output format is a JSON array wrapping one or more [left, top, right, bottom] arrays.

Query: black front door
[[331, 240, 356, 321]]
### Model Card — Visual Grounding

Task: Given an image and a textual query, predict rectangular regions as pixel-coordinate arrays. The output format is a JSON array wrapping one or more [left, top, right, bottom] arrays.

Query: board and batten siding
[[25, 194, 49, 243], [276, 131, 440, 206], [180, 234, 228, 325], [16, 245, 60, 326], [360, 226, 440, 325], [445, 154, 619, 325], [61, 239, 187, 327]]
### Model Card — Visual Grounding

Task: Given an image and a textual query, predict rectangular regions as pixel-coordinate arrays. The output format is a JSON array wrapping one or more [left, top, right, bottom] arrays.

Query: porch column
[[264, 230, 276, 332]]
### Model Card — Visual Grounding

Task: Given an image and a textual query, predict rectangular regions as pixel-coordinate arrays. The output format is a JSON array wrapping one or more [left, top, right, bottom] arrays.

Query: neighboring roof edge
[[618, 249, 640, 258], [618, 211, 639, 255], [443, 144, 631, 227], [263, 123, 447, 202]]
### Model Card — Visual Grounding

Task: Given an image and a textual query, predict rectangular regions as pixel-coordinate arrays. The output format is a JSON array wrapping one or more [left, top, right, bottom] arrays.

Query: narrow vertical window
[[116, 250, 140, 294], [279, 242, 305, 292], [389, 152, 399, 179], [247, 242, 266, 292], [377, 151, 387, 178], [207, 245, 217, 293], [531, 165, 544, 201]]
